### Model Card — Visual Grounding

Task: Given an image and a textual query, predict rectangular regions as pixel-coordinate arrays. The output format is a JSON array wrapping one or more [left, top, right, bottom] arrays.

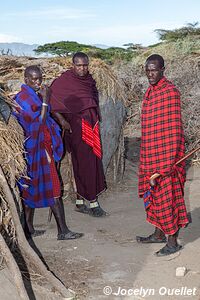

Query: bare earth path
[[1, 137, 200, 299]]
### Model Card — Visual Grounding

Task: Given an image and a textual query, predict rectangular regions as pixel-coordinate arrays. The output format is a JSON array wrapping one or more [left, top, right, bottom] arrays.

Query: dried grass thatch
[[89, 59, 125, 102], [0, 56, 126, 104], [0, 97, 26, 241], [0, 116, 25, 186]]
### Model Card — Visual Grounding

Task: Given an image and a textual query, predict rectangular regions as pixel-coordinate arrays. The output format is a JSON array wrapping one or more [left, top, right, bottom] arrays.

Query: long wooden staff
[[47, 129, 65, 223], [150, 145, 200, 184]]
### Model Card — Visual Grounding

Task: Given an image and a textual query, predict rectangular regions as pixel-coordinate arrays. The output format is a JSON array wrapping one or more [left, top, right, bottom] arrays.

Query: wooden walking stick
[[149, 145, 200, 186], [47, 129, 65, 223]]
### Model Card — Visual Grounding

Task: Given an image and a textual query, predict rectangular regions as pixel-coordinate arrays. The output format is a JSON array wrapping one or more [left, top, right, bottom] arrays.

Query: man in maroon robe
[[50, 52, 107, 217]]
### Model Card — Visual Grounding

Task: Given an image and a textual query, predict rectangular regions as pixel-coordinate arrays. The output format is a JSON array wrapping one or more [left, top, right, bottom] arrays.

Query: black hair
[[24, 65, 42, 77], [72, 52, 89, 64], [146, 54, 165, 68]]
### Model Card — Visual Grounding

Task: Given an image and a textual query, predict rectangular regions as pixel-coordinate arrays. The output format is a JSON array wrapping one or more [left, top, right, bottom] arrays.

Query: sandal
[[57, 231, 84, 240], [89, 206, 109, 217], [155, 244, 182, 257], [75, 204, 91, 214], [136, 233, 167, 244], [30, 229, 46, 237]]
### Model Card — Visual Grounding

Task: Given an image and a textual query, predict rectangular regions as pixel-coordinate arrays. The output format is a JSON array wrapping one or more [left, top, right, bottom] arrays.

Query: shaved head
[[24, 65, 42, 77], [72, 52, 89, 64], [145, 54, 165, 68]]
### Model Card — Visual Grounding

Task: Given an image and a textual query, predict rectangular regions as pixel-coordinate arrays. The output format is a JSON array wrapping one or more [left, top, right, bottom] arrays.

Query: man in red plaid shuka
[[136, 54, 188, 256]]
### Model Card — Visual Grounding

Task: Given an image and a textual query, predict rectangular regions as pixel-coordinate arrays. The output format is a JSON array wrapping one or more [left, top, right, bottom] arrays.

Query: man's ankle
[[76, 199, 84, 206], [154, 228, 165, 238], [89, 200, 99, 209]]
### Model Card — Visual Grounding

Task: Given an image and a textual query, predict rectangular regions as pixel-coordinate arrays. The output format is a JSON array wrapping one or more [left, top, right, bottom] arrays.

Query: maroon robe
[[50, 69, 106, 201]]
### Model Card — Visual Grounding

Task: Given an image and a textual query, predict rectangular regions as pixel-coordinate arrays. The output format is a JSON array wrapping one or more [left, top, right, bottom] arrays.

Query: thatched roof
[[0, 56, 125, 102]]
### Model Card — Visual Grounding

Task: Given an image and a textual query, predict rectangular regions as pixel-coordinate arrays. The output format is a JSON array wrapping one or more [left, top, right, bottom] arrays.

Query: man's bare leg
[[51, 198, 84, 240], [23, 206, 45, 238]]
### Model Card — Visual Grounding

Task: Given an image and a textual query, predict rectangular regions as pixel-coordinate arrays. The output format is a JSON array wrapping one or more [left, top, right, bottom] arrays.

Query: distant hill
[[0, 42, 111, 57], [92, 44, 110, 49], [0, 43, 46, 57]]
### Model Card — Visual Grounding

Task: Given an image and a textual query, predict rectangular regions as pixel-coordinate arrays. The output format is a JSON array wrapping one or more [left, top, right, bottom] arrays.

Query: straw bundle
[[0, 111, 25, 241], [0, 116, 25, 186], [90, 59, 125, 102]]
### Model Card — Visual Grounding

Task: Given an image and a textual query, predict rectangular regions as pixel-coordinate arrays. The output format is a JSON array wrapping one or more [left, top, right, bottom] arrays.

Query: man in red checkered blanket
[[136, 54, 189, 256]]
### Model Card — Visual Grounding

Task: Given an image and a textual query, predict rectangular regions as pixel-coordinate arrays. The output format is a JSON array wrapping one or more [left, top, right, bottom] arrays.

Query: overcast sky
[[1, 0, 199, 47]]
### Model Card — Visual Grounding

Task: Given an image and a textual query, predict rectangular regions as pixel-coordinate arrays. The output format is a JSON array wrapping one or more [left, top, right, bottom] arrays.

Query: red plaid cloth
[[139, 77, 188, 235], [43, 125, 61, 198], [82, 119, 102, 159]]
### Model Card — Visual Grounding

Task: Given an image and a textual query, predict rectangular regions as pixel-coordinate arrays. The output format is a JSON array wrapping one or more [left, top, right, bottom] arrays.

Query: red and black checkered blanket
[[138, 77, 188, 234]]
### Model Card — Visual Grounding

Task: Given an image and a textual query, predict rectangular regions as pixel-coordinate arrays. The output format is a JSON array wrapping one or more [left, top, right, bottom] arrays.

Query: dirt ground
[[1, 137, 200, 300]]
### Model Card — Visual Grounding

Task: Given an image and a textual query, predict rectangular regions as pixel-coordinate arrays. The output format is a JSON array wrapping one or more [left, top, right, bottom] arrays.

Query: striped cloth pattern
[[138, 77, 188, 235], [13, 84, 63, 208], [82, 118, 102, 159], [43, 125, 61, 198]]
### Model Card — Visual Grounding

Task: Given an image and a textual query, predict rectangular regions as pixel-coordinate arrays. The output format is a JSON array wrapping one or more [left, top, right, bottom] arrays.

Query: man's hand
[[38, 85, 50, 123], [38, 85, 50, 103], [52, 112, 72, 132], [96, 107, 102, 122], [60, 119, 72, 132], [149, 173, 160, 187]]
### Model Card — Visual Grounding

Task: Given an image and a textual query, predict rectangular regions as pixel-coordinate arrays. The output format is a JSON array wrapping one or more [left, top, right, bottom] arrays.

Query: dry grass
[[0, 56, 126, 103], [90, 59, 125, 102], [0, 91, 26, 241], [0, 116, 26, 186]]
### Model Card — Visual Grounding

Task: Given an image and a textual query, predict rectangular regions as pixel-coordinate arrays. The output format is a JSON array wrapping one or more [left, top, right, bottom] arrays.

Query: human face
[[145, 60, 164, 85], [73, 57, 89, 77], [25, 71, 42, 91]]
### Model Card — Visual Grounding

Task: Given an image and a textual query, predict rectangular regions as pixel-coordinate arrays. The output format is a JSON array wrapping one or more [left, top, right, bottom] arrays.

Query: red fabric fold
[[82, 119, 102, 159]]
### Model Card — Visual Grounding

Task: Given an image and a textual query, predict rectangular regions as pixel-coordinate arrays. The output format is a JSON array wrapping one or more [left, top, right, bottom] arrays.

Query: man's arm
[[51, 111, 72, 132], [38, 85, 50, 122]]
